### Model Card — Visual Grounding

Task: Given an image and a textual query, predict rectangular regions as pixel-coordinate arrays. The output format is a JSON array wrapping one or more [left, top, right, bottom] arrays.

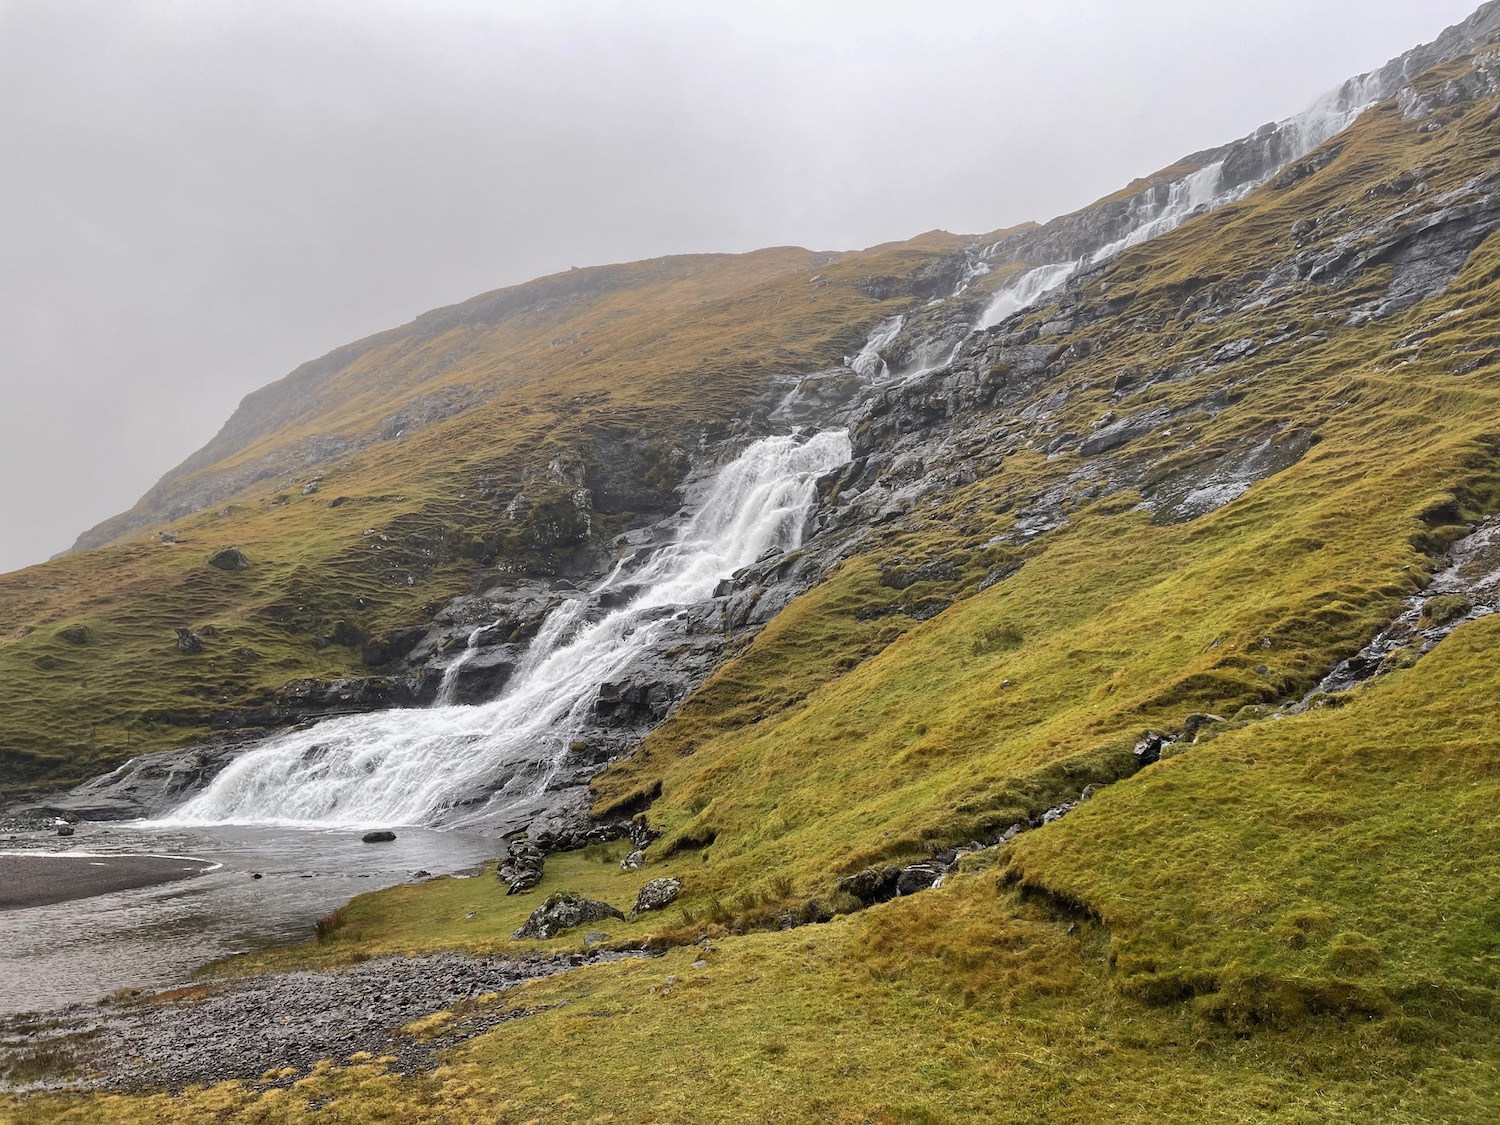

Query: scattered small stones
[[498, 840, 545, 894], [512, 892, 626, 940], [630, 877, 683, 918], [361, 830, 396, 844], [0, 949, 652, 1093]]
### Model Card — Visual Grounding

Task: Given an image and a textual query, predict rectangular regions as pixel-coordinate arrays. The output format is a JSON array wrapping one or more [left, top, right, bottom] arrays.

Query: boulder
[[207, 546, 249, 571], [619, 849, 644, 870], [498, 840, 545, 894], [175, 628, 203, 655], [512, 892, 625, 940], [57, 626, 89, 645], [630, 876, 683, 918], [1133, 731, 1169, 767], [361, 830, 396, 843]]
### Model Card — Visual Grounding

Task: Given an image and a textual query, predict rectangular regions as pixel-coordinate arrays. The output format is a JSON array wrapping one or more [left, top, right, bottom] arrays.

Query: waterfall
[[434, 623, 490, 706], [161, 429, 853, 829], [848, 316, 904, 379], [975, 68, 1394, 333], [978, 262, 1082, 330]]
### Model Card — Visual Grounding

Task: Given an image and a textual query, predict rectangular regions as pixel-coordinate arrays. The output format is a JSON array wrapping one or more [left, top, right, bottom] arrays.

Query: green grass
[[0, 233, 966, 792], [6, 55, 1500, 1125]]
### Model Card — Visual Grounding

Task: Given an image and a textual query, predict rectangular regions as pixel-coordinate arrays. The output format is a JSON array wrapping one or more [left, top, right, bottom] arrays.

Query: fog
[[0, 0, 1483, 573]]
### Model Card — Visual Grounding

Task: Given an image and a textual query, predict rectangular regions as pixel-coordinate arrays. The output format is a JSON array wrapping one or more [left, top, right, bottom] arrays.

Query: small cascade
[[974, 62, 1402, 333], [434, 624, 490, 706], [978, 262, 1082, 330], [848, 316, 904, 379], [161, 430, 853, 829]]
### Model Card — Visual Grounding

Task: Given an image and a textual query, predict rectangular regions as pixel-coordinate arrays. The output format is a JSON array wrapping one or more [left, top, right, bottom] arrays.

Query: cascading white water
[[848, 316, 904, 379], [977, 262, 1082, 329], [974, 69, 1395, 332], [434, 623, 489, 706], [162, 429, 853, 829]]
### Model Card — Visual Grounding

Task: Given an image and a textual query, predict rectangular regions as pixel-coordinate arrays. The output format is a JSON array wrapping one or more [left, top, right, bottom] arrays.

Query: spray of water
[[162, 430, 852, 829]]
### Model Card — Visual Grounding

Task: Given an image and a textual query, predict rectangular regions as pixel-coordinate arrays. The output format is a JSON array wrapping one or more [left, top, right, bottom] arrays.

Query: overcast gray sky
[[0, 0, 1483, 573]]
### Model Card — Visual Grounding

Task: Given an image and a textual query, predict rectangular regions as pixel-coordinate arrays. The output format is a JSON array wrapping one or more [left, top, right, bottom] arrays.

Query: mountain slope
[[0, 234, 966, 789], [6, 7, 1500, 1123]]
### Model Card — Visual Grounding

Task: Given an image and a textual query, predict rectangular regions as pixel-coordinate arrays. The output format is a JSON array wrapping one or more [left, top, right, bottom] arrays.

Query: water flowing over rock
[[969, 5, 1500, 330], [156, 430, 852, 832]]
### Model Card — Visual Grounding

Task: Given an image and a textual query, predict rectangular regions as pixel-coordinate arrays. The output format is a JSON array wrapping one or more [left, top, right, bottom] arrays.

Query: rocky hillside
[[6, 5, 1500, 1122]]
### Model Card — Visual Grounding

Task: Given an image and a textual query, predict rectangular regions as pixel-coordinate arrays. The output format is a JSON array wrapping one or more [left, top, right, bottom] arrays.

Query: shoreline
[[0, 853, 216, 911]]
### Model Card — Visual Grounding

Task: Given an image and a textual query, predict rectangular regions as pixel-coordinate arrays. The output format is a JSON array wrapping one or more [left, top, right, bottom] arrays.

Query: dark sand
[[0, 854, 214, 910]]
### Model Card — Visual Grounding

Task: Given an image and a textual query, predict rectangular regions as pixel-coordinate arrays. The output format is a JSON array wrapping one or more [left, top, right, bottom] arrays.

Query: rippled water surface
[[0, 821, 498, 1014]]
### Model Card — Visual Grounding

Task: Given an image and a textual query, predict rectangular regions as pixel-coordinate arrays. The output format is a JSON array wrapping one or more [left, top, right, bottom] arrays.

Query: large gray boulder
[[512, 892, 625, 940], [206, 546, 249, 571], [630, 876, 683, 918]]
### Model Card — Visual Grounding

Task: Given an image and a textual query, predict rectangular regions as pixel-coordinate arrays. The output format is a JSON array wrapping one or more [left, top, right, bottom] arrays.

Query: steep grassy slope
[[8, 34, 1500, 1125], [2, 44, 1500, 1125], [0, 235, 964, 790]]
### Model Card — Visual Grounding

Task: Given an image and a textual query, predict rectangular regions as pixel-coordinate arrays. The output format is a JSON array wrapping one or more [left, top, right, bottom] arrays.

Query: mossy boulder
[[512, 892, 625, 940]]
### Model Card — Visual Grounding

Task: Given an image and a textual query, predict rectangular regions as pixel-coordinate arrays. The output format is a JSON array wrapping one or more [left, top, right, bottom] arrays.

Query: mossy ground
[[6, 63, 1500, 1125]]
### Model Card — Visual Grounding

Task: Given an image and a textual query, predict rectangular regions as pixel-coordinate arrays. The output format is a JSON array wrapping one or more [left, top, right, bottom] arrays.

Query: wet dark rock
[[55, 824, 75, 837], [1133, 731, 1170, 767], [1182, 713, 1227, 740], [211, 676, 414, 731], [895, 862, 947, 896], [630, 876, 683, 918], [512, 892, 626, 940], [1078, 407, 1172, 457], [498, 840, 545, 894], [836, 866, 902, 905], [443, 647, 521, 706], [361, 830, 396, 843], [206, 546, 249, 571]]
